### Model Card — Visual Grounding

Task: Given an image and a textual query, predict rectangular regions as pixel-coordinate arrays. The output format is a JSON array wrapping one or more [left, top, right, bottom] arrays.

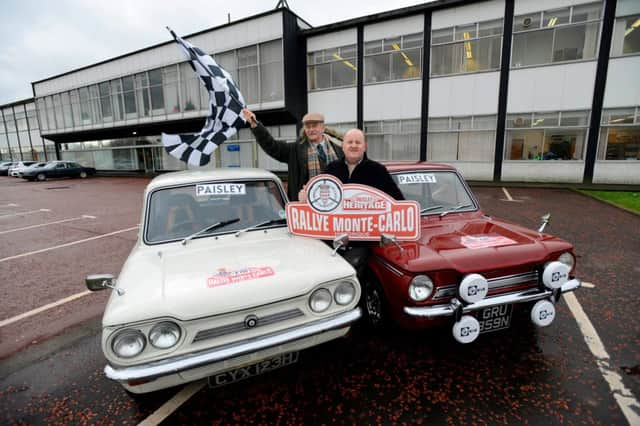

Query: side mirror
[[86, 274, 124, 295], [538, 213, 551, 233], [380, 233, 404, 253], [332, 233, 349, 256]]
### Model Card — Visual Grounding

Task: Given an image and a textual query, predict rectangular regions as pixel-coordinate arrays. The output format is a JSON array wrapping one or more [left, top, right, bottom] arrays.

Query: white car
[[6, 161, 35, 176], [86, 168, 361, 394], [10, 161, 46, 177]]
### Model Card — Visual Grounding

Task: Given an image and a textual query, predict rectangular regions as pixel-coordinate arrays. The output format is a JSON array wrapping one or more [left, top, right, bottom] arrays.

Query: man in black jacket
[[242, 108, 344, 201], [323, 128, 404, 200]]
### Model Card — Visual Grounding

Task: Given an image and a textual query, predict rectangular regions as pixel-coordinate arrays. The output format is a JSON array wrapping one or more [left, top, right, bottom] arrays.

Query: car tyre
[[36, 173, 46, 182], [362, 275, 390, 330], [80, 171, 88, 179]]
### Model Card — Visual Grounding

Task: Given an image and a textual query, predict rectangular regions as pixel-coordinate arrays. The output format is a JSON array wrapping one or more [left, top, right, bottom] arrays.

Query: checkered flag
[[161, 28, 247, 166]]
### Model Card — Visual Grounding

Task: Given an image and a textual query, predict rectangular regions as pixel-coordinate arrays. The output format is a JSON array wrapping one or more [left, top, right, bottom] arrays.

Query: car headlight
[[309, 288, 332, 312], [112, 330, 146, 358], [149, 322, 181, 349], [334, 281, 356, 305], [409, 275, 433, 301], [558, 252, 575, 270]]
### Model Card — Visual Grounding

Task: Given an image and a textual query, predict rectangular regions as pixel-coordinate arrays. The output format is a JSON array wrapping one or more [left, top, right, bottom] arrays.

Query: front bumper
[[105, 308, 361, 382], [404, 279, 581, 319]]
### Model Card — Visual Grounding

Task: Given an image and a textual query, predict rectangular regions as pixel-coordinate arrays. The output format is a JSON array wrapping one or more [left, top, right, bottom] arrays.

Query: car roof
[[146, 168, 282, 192], [382, 161, 458, 173]]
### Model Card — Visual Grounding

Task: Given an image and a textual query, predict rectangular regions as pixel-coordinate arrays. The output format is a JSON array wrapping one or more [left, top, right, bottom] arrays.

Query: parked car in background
[[8, 161, 39, 177], [0, 161, 18, 176], [86, 168, 361, 394], [362, 162, 581, 344], [21, 161, 96, 181]]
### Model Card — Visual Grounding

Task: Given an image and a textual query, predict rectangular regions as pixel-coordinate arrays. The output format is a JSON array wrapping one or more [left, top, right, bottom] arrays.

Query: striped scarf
[[307, 136, 339, 178]]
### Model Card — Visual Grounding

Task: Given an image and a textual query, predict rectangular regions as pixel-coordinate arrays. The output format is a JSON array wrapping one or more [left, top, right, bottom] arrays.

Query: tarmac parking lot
[[0, 174, 638, 424]]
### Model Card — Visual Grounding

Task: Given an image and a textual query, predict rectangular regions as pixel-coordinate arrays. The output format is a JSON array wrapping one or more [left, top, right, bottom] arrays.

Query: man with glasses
[[243, 108, 344, 201]]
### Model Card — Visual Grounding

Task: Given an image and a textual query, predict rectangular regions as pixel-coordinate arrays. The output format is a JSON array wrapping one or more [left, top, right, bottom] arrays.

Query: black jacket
[[250, 123, 344, 201], [325, 157, 404, 200]]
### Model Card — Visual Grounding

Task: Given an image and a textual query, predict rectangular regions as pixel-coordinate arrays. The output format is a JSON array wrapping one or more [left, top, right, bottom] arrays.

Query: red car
[[363, 162, 581, 343]]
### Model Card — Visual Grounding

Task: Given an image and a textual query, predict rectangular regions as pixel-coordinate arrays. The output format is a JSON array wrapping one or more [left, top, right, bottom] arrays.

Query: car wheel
[[363, 276, 390, 329], [80, 171, 87, 179], [36, 173, 46, 182]]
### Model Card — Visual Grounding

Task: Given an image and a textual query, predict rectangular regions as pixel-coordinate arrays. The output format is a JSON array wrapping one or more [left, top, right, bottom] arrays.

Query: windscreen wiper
[[234, 218, 287, 237], [181, 217, 240, 245], [439, 204, 473, 218], [420, 205, 443, 214]]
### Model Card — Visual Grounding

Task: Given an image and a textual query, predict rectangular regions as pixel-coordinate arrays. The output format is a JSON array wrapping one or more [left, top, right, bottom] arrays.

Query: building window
[[259, 39, 284, 102], [611, 15, 640, 56], [99, 82, 113, 123], [431, 20, 502, 76], [365, 33, 423, 84], [364, 119, 420, 160], [162, 65, 180, 114], [427, 115, 497, 161], [505, 110, 589, 160], [122, 76, 137, 117], [308, 44, 357, 90], [238, 45, 259, 105], [512, 2, 602, 67], [598, 107, 640, 160]]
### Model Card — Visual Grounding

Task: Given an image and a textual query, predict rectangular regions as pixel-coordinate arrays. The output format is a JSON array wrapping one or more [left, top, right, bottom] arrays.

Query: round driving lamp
[[112, 329, 146, 358], [309, 288, 332, 312], [334, 281, 356, 305], [557, 252, 575, 270], [409, 275, 433, 302], [149, 322, 181, 349]]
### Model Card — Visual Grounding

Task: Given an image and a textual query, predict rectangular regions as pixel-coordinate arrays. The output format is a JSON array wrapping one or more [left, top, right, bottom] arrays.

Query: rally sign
[[286, 175, 420, 241]]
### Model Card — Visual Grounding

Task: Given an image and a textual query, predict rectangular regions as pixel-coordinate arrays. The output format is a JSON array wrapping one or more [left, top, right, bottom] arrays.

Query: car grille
[[433, 270, 539, 300], [192, 308, 305, 343]]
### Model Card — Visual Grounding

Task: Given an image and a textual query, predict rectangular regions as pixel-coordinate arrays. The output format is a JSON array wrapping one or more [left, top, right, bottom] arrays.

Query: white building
[[1, 0, 638, 184]]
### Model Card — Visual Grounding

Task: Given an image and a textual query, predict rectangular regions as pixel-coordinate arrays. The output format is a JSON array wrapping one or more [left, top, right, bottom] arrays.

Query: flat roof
[[303, 0, 486, 36], [32, 7, 310, 86]]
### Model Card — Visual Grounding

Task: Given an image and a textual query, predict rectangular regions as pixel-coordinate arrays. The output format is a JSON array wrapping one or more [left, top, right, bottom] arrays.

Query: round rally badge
[[530, 299, 556, 327], [307, 177, 342, 213]]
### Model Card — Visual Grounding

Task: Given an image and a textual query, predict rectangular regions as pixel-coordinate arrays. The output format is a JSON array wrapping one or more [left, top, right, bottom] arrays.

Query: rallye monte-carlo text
[[362, 162, 581, 344], [86, 169, 361, 393]]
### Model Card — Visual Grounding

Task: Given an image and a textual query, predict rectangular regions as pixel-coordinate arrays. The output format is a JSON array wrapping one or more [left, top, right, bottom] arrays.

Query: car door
[[53, 163, 67, 177]]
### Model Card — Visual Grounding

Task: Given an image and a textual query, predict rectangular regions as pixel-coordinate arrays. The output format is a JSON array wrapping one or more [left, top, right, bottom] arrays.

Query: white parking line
[[502, 187, 514, 201], [0, 208, 51, 219], [0, 215, 96, 235], [564, 292, 640, 425], [0, 290, 92, 328], [138, 380, 206, 426], [0, 225, 139, 263], [500, 187, 523, 202], [581, 282, 595, 289]]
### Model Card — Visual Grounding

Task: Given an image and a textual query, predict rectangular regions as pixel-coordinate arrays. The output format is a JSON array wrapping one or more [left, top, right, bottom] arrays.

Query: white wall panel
[[432, 0, 505, 29], [437, 161, 495, 180], [507, 62, 596, 112], [617, 0, 640, 16], [364, 15, 424, 41], [308, 87, 357, 123], [34, 12, 284, 97], [429, 72, 500, 116], [364, 80, 422, 120], [501, 161, 585, 182], [593, 162, 640, 184], [515, 0, 599, 15], [603, 57, 640, 107], [307, 29, 357, 51]]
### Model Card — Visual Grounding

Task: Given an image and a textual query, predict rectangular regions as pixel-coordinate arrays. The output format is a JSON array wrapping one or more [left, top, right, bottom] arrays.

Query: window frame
[[364, 33, 424, 85]]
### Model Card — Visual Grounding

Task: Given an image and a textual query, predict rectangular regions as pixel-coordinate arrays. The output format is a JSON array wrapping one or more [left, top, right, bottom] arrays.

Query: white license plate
[[208, 352, 299, 388], [478, 305, 512, 333]]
